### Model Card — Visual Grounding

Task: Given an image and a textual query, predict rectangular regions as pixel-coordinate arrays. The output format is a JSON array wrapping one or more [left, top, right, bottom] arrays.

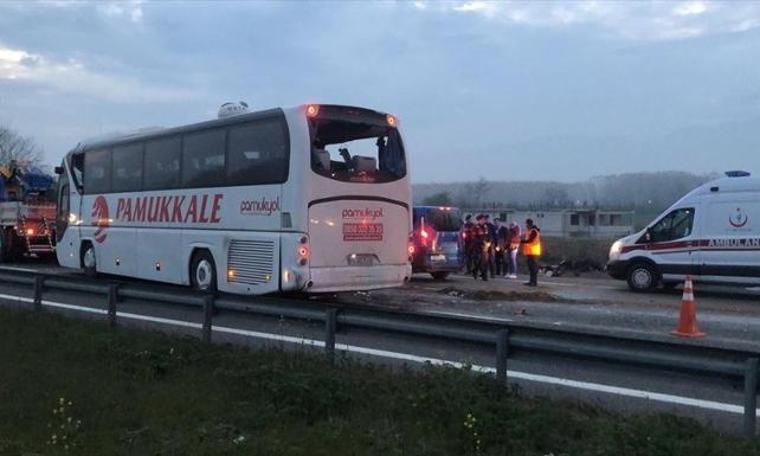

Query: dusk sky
[[1, 1, 759, 182]]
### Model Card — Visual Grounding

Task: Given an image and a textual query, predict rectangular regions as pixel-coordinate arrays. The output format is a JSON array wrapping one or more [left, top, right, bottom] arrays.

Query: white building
[[464, 208, 635, 238]]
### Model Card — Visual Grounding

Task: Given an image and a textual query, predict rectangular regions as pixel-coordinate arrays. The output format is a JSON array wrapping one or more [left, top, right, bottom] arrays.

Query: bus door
[[55, 161, 70, 242], [55, 154, 84, 268]]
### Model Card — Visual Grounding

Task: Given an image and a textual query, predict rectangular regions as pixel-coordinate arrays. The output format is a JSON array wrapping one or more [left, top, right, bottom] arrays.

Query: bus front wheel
[[190, 250, 218, 292], [81, 242, 97, 278]]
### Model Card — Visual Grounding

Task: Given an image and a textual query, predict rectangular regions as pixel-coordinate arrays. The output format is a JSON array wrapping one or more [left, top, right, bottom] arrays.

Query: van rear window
[[416, 209, 462, 232]]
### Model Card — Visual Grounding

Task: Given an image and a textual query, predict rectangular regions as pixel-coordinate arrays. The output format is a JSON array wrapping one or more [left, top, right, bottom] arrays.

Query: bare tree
[[542, 186, 570, 207], [421, 191, 453, 206], [0, 125, 43, 167], [472, 176, 490, 207]]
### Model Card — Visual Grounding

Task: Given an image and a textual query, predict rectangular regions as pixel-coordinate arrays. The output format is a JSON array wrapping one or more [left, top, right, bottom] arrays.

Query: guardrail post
[[325, 308, 338, 365], [33, 276, 44, 311], [107, 284, 119, 328], [496, 329, 510, 386], [202, 295, 214, 343], [744, 357, 758, 438]]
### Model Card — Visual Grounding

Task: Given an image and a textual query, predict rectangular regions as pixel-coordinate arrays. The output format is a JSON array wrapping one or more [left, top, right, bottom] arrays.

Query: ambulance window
[[649, 208, 694, 242]]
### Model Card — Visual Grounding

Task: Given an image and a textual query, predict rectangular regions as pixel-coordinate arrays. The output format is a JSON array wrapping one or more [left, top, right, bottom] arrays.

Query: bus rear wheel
[[190, 250, 217, 292]]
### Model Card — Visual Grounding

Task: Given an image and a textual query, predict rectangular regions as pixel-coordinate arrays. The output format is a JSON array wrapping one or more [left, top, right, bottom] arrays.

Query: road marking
[[542, 281, 579, 287], [0, 266, 38, 273], [0, 292, 755, 416]]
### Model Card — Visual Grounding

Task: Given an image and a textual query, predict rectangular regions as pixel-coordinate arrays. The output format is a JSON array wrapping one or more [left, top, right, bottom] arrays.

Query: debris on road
[[439, 287, 559, 302]]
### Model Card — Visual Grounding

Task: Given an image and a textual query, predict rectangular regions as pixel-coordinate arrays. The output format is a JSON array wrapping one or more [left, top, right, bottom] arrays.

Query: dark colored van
[[411, 206, 464, 279]]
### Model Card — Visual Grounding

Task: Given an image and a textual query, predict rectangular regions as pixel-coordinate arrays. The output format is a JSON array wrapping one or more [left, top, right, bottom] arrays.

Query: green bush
[[1, 307, 757, 455]]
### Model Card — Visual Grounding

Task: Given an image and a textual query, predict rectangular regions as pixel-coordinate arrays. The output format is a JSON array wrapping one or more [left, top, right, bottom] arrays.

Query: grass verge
[[0, 306, 758, 455]]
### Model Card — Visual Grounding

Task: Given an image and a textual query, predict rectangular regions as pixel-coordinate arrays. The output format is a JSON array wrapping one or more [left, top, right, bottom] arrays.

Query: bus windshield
[[310, 118, 406, 183]]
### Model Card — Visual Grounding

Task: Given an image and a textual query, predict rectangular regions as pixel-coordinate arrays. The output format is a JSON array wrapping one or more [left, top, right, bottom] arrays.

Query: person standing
[[506, 221, 521, 279], [472, 215, 491, 281], [462, 214, 475, 274], [493, 218, 508, 277], [484, 214, 497, 278], [520, 218, 542, 287]]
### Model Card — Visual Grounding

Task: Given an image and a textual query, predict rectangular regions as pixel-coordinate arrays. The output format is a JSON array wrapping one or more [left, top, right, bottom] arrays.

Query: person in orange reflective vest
[[520, 218, 542, 287]]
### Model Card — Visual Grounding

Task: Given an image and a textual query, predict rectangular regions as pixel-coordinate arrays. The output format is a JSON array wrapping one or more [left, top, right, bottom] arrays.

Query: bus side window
[[111, 143, 144, 193], [182, 129, 226, 188], [83, 149, 112, 194], [227, 117, 289, 186], [144, 136, 181, 190]]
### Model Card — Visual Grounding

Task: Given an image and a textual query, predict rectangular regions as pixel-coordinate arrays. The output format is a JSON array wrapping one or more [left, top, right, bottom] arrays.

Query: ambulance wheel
[[627, 262, 658, 292], [81, 242, 97, 278], [431, 271, 450, 281], [190, 250, 217, 292]]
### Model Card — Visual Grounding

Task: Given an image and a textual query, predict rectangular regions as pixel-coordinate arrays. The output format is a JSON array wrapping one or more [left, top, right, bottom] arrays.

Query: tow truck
[[0, 161, 56, 262]]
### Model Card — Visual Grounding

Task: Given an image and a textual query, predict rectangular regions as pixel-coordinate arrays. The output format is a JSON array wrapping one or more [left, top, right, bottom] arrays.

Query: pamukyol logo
[[240, 196, 280, 216], [342, 207, 384, 220], [91, 195, 110, 243], [729, 207, 749, 228]]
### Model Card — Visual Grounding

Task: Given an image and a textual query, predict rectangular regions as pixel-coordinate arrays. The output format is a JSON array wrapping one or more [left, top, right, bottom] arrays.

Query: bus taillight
[[306, 104, 320, 117], [297, 245, 309, 265]]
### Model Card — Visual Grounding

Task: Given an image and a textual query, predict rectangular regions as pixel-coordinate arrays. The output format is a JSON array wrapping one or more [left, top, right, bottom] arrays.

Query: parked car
[[411, 206, 464, 280]]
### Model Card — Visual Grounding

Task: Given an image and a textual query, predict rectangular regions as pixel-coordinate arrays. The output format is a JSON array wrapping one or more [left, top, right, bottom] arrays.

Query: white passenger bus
[[54, 104, 412, 294]]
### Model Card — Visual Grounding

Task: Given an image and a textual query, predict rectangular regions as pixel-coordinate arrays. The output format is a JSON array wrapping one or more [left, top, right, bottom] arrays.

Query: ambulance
[[608, 171, 760, 291]]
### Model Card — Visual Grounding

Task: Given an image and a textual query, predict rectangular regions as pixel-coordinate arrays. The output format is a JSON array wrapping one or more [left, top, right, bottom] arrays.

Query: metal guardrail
[[0, 269, 758, 438]]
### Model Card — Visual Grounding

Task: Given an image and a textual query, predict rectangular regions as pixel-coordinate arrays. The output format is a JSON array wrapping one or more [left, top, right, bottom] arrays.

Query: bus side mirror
[[644, 229, 652, 243], [54, 166, 64, 175]]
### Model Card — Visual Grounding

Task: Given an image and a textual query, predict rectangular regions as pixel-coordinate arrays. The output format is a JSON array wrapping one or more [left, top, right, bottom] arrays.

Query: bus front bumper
[[307, 264, 412, 293]]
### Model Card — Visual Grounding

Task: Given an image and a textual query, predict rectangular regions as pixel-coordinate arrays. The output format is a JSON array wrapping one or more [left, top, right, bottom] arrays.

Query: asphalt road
[[1, 259, 759, 435], [337, 272, 760, 352]]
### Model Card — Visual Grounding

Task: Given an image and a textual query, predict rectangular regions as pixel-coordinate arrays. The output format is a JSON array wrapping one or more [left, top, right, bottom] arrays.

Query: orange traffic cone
[[672, 276, 706, 338]]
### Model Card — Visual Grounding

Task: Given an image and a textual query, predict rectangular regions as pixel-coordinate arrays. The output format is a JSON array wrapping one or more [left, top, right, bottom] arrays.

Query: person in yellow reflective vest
[[520, 218, 542, 287]]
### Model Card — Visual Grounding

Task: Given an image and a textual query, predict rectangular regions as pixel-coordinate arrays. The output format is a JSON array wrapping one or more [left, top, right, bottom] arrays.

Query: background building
[[464, 208, 635, 239]]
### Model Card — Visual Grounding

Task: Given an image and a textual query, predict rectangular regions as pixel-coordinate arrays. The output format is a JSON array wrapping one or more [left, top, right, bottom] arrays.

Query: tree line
[[415, 171, 718, 212]]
